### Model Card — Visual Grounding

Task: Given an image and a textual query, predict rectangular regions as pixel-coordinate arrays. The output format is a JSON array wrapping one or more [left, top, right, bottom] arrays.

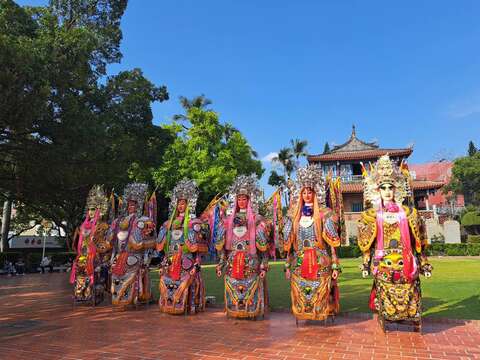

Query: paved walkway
[[0, 274, 479, 360]]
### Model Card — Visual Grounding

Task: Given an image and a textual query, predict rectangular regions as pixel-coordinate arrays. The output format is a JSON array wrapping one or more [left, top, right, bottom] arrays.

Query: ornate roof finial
[[351, 124, 356, 138]]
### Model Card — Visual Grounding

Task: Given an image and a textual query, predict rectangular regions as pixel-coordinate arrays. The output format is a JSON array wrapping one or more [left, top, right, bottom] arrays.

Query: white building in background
[[8, 222, 65, 249]]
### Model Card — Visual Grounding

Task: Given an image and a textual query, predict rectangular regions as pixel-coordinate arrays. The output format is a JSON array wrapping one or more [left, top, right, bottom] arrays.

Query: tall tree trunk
[[1, 200, 12, 253]]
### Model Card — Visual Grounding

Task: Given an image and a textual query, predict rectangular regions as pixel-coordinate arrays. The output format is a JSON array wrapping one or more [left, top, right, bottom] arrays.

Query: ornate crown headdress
[[122, 182, 149, 216], [288, 164, 326, 209], [85, 185, 109, 217], [362, 154, 411, 208], [226, 174, 262, 213], [168, 179, 199, 216]]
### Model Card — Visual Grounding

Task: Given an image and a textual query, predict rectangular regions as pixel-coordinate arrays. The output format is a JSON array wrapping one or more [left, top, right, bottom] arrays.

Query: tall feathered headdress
[[288, 164, 326, 209], [226, 174, 262, 213], [85, 185, 109, 217], [168, 179, 199, 216], [361, 154, 411, 208], [122, 183, 149, 216]]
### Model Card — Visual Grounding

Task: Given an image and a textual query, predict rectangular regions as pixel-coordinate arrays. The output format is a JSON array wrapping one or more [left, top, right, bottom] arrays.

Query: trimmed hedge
[[335, 243, 480, 258], [337, 245, 362, 258], [425, 243, 480, 256]]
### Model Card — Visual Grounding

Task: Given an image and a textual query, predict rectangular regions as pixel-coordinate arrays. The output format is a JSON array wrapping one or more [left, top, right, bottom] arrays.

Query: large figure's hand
[[215, 265, 222, 277], [285, 269, 291, 280], [259, 270, 266, 279], [332, 270, 339, 280], [360, 263, 370, 278], [421, 263, 433, 278]]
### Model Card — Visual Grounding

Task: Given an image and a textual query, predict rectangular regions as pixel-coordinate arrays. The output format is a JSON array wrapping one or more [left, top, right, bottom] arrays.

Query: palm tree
[[173, 94, 213, 121], [290, 138, 308, 168], [273, 147, 294, 180]]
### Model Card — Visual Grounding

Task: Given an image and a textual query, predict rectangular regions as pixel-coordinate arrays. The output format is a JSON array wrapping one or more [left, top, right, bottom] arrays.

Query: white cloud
[[261, 152, 278, 163]]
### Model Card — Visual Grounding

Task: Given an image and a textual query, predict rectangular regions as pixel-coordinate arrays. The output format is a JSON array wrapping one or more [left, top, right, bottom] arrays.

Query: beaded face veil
[[168, 179, 199, 216], [226, 175, 262, 214], [122, 183, 149, 216], [288, 164, 326, 210], [362, 155, 411, 208]]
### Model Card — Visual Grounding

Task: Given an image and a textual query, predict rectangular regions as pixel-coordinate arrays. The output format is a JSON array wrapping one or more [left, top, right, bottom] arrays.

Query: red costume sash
[[86, 251, 95, 277], [231, 251, 246, 280], [301, 248, 318, 280], [169, 248, 182, 281], [112, 252, 128, 276]]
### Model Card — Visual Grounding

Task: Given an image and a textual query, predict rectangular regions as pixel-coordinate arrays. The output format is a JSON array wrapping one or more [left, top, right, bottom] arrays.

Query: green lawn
[[150, 257, 480, 320]]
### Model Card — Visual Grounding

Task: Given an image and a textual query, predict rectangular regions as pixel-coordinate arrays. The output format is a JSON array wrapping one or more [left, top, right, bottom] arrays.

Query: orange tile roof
[[340, 183, 363, 193], [308, 148, 413, 162], [340, 180, 444, 194], [412, 180, 445, 191]]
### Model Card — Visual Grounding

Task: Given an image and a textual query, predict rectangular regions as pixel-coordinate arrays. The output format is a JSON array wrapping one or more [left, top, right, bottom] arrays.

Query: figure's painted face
[[379, 183, 394, 203], [127, 200, 137, 215], [88, 207, 96, 218], [177, 199, 187, 214], [237, 194, 249, 210], [301, 187, 314, 204]]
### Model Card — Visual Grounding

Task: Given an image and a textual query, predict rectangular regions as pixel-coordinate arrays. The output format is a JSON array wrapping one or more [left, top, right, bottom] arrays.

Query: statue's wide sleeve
[[322, 209, 341, 248], [357, 209, 377, 253]]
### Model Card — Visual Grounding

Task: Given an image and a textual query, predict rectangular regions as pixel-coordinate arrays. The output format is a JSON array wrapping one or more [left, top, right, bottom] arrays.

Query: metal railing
[[330, 175, 363, 183]]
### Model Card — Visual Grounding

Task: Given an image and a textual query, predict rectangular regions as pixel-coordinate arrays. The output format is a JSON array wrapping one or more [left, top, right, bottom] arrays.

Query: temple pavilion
[[307, 126, 444, 244]]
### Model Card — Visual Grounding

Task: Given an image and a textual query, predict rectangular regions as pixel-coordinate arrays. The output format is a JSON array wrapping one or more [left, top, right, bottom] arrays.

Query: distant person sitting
[[6, 261, 16, 276], [15, 258, 25, 275], [40, 256, 53, 273]]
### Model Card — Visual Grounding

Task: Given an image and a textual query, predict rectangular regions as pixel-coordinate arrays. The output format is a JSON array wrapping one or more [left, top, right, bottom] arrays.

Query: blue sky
[[19, 0, 480, 192]]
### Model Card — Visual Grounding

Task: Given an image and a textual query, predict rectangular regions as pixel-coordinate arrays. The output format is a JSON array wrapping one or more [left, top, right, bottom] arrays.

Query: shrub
[[467, 235, 480, 243], [461, 211, 480, 226], [430, 234, 445, 244], [467, 243, 480, 256], [337, 245, 362, 258], [446, 246, 467, 256]]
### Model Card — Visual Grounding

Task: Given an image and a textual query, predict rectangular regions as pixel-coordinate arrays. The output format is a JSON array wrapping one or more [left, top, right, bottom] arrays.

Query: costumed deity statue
[[215, 175, 271, 319], [70, 185, 111, 305], [282, 165, 342, 323], [156, 179, 210, 315], [107, 183, 156, 308], [358, 155, 432, 332]]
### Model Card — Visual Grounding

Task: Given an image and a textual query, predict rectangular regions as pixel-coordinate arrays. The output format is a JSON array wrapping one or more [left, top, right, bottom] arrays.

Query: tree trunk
[[1, 200, 12, 253]]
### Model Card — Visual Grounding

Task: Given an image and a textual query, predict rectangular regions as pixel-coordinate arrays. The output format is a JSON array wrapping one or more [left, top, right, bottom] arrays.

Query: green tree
[[153, 105, 263, 214], [323, 142, 331, 154], [273, 147, 294, 179], [267, 170, 286, 188], [468, 141, 477, 157], [445, 153, 480, 206], [173, 94, 212, 122], [0, 0, 170, 246], [290, 138, 308, 168]]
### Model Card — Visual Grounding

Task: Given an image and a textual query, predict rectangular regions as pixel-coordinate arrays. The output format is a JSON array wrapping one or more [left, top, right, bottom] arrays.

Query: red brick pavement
[[0, 274, 479, 360]]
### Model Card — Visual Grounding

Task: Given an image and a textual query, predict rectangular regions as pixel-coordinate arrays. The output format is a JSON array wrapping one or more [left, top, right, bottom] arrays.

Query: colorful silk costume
[[358, 155, 432, 331], [216, 175, 271, 319], [70, 185, 111, 305], [283, 165, 342, 322], [107, 183, 156, 308], [157, 179, 210, 315]]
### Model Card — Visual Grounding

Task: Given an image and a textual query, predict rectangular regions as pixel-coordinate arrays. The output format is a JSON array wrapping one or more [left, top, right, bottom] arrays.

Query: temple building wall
[[343, 193, 364, 213]]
